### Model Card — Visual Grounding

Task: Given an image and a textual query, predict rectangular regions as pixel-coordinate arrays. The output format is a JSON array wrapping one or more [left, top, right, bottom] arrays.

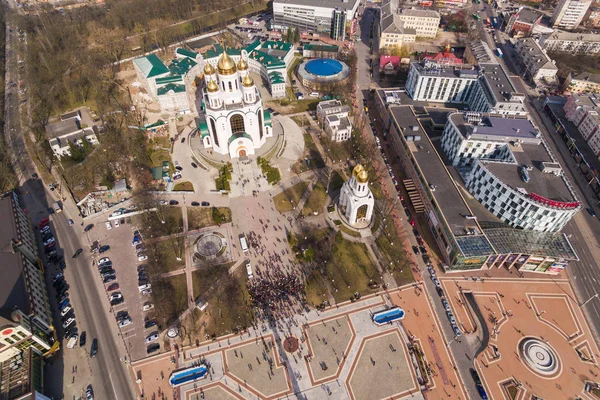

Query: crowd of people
[[248, 272, 303, 309]]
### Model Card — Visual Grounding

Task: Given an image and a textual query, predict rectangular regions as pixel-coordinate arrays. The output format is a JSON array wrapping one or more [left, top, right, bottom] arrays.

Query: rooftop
[[133, 54, 170, 78], [450, 113, 541, 143], [513, 6, 543, 24], [479, 62, 523, 104], [516, 38, 557, 72], [484, 142, 576, 203], [304, 43, 339, 52], [397, 7, 440, 18], [544, 31, 600, 43], [468, 40, 496, 64], [483, 228, 578, 260], [0, 196, 29, 314], [157, 83, 186, 95], [410, 61, 479, 79], [45, 118, 80, 138], [390, 106, 475, 236], [571, 71, 600, 84], [273, 0, 360, 11]]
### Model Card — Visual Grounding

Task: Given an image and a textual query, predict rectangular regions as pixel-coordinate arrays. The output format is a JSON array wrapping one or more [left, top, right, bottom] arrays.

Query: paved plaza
[[130, 282, 469, 400], [440, 276, 600, 399]]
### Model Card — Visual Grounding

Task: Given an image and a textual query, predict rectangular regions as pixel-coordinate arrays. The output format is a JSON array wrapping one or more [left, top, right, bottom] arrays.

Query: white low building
[[539, 31, 600, 54], [339, 165, 374, 226], [46, 116, 99, 159], [317, 100, 352, 142], [514, 38, 558, 84]]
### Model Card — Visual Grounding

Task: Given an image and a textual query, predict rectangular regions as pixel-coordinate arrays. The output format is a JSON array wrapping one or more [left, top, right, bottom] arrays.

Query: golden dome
[[206, 78, 219, 92], [352, 164, 369, 184], [237, 57, 249, 71], [203, 62, 215, 75], [217, 51, 236, 75], [242, 74, 254, 87]]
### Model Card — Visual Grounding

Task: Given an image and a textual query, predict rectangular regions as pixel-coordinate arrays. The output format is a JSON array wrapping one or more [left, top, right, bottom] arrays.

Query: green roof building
[[133, 54, 170, 78]]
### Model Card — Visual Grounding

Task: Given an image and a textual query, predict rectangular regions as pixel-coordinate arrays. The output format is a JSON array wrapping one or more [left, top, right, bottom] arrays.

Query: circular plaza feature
[[195, 233, 225, 258], [519, 338, 560, 377], [297, 58, 350, 90], [283, 336, 299, 353]]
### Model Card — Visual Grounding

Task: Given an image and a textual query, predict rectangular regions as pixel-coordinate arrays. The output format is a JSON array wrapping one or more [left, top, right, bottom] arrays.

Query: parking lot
[[86, 212, 159, 361]]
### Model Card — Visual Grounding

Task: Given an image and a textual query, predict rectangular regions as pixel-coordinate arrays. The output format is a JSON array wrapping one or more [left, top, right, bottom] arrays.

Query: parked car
[[43, 237, 56, 247], [141, 288, 152, 296], [98, 257, 110, 265], [63, 317, 76, 329], [145, 332, 159, 343], [118, 317, 132, 328], [99, 245, 110, 254], [109, 292, 123, 302], [201, 201, 210, 207], [105, 221, 112, 230], [142, 302, 154, 311], [60, 306, 72, 317], [86, 384, 94, 400], [84, 224, 94, 232], [90, 339, 98, 357], [191, 201, 200, 206], [588, 207, 597, 217], [116, 311, 129, 322], [99, 267, 115, 275], [67, 219, 74, 226], [147, 343, 160, 354], [110, 297, 124, 306], [102, 274, 116, 284], [114, 219, 120, 228], [80, 331, 87, 347], [144, 319, 158, 329], [138, 254, 148, 262], [107, 283, 119, 292], [412, 246, 420, 255], [169, 200, 179, 206], [191, 162, 198, 169], [72, 249, 83, 258], [470, 368, 488, 399]]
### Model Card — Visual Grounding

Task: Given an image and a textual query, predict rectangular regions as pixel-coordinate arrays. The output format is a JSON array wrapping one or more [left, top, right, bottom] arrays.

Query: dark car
[[201, 201, 210, 207], [404, 208, 411, 217], [99, 267, 115, 275], [191, 162, 198, 169], [191, 201, 200, 206], [412, 228, 420, 237], [169, 200, 179, 206], [72, 248, 83, 258], [144, 319, 157, 329], [412, 246, 420, 255], [180, 137, 185, 143], [147, 343, 160, 354], [107, 283, 119, 292], [80, 331, 87, 347], [110, 297, 124, 306], [175, 165, 183, 171], [84, 224, 94, 232], [102, 274, 116, 284], [90, 338, 98, 358], [99, 245, 110, 254], [116, 311, 130, 322], [419, 246, 427, 254], [137, 264, 147, 272], [587, 207, 597, 217], [470, 368, 488, 399]]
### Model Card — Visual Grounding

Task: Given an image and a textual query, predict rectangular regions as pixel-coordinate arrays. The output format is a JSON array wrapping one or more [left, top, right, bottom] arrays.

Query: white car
[[159, 200, 169, 206], [141, 288, 152, 296], [118, 318, 132, 328], [60, 306, 72, 317], [138, 254, 148, 262], [142, 302, 154, 311], [245, 260, 253, 279], [138, 284, 151, 292], [105, 221, 112, 230], [114, 219, 120, 228], [98, 257, 110, 265], [40, 225, 51, 234], [63, 317, 76, 329], [145, 332, 159, 343], [67, 219, 74, 226], [109, 292, 123, 301]]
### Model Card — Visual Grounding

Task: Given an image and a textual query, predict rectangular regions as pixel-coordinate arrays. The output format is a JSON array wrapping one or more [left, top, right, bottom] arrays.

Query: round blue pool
[[305, 59, 344, 77]]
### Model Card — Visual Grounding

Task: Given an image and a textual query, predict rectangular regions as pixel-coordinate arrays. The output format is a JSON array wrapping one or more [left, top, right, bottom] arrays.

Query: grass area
[[287, 55, 302, 86], [151, 274, 188, 327], [293, 134, 325, 173], [329, 171, 345, 192], [549, 52, 600, 77], [273, 181, 309, 212], [136, 207, 183, 238], [302, 182, 327, 216], [149, 238, 186, 275], [256, 157, 281, 184], [375, 221, 413, 286], [187, 207, 232, 230], [506, 385, 519, 399], [290, 115, 310, 128], [191, 264, 253, 337], [339, 224, 361, 237], [321, 136, 353, 164], [284, 99, 320, 114], [302, 230, 380, 304], [173, 181, 194, 191], [150, 148, 171, 167], [215, 163, 232, 191]]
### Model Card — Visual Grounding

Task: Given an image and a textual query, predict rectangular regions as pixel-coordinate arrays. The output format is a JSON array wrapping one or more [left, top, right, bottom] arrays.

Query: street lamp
[[580, 293, 599, 308]]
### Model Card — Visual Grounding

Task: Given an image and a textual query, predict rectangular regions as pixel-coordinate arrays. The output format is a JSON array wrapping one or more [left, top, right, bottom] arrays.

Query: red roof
[[420, 52, 463, 65], [379, 55, 401, 69]]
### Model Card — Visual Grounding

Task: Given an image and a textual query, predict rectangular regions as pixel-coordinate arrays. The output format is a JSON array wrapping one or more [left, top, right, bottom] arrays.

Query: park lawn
[[135, 207, 184, 238], [329, 171, 345, 192], [339, 224, 361, 237], [304, 269, 331, 307], [302, 182, 327, 216], [150, 238, 186, 274], [173, 181, 194, 191], [151, 274, 188, 326], [286, 99, 320, 114], [187, 207, 232, 230], [375, 232, 413, 286], [150, 148, 171, 167], [273, 181, 309, 212], [321, 136, 353, 163]]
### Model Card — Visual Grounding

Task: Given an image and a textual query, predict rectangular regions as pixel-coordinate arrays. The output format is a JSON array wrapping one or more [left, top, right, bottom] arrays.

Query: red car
[[38, 217, 50, 229], [410, 219, 415, 227], [106, 283, 119, 292]]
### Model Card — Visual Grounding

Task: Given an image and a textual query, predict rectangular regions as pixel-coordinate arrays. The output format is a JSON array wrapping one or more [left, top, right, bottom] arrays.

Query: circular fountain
[[519, 338, 560, 377]]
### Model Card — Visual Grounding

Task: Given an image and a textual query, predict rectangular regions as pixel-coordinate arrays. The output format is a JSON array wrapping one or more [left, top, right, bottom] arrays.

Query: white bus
[[239, 234, 248, 253]]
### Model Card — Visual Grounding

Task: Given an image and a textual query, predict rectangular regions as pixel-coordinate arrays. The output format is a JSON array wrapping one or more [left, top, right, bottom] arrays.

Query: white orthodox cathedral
[[339, 165, 374, 226], [198, 50, 272, 159]]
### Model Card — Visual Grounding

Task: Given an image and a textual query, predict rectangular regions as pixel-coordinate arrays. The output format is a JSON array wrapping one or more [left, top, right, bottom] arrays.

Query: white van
[[138, 283, 151, 292], [239, 234, 249, 253], [309, 92, 320, 98], [245, 260, 253, 279]]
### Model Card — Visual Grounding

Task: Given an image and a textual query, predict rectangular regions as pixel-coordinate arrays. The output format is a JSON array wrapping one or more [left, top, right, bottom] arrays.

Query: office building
[[539, 31, 600, 54], [317, 100, 353, 142], [564, 94, 600, 156], [0, 192, 57, 400], [272, 0, 360, 40], [371, 96, 579, 273], [551, 0, 592, 30], [405, 61, 528, 116], [375, 1, 439, 51], [505, 7, 543, 37], [395, 8, 440, 38], [513, 38, 558, 84]]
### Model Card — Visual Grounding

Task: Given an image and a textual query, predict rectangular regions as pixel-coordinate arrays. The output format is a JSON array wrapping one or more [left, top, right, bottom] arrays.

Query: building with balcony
[[565, 71, 600, 94], [0, 192, 57, 400], [539, 31, 600, 54], [513, 38, 558, 84], [551, 0, 593, 29], [564, 93, 600, 156]]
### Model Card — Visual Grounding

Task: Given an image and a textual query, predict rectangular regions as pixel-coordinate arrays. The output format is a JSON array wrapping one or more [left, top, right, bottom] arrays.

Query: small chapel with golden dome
[[199, 49, 272, 158], [339, 164, 375, 226]]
